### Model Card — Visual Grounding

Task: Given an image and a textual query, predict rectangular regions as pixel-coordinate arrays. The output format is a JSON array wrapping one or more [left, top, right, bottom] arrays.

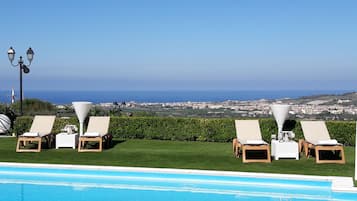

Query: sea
[[0, 90, 353, 104]]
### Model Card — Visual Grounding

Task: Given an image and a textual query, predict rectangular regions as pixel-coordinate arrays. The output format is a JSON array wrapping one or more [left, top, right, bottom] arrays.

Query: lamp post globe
[[7, 47, 15, 62], [26, 47, 34, 63]]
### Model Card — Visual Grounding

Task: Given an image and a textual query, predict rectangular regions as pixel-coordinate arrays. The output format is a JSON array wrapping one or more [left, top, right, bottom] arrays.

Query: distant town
[[62, 92, 357, 120]]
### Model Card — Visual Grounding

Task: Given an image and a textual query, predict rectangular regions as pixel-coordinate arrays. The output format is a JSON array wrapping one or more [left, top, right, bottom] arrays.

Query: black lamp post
[[7, 47, 34, 116]]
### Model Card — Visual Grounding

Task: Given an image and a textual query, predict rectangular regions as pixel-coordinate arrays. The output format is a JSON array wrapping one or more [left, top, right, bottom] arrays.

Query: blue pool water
[[0, 165, 356, 201]]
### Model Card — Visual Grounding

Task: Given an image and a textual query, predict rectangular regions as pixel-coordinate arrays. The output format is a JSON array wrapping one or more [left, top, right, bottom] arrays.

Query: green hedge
[[109, 117, 235, 142], [12, 116, 356, 145]]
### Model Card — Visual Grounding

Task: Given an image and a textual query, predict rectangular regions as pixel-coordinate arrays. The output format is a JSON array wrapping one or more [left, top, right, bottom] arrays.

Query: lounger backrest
[[235, 120, 262, 141], [29, 115, 56, 137], [86, 116, 110, 136], [300, 121, 331, 142]]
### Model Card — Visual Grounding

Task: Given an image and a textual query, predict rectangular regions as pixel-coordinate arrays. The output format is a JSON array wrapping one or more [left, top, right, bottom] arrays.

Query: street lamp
[[7, 47, 34, 115]]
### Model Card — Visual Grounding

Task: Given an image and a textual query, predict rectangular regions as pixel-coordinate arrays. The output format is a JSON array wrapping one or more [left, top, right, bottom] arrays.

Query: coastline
[[1, 90, 356, 120], [0, 89, 353, 104]]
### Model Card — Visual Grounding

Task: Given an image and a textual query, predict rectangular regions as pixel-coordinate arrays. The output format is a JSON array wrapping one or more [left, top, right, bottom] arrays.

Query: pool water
[[0, 164, 356, 201]]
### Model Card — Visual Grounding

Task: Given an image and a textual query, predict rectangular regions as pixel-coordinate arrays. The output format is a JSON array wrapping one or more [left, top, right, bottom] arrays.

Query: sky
[[0, 0, 356, 91]]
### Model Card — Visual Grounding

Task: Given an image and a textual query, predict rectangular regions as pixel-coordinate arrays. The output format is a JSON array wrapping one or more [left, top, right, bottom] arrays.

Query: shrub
[[11, 99, 56, 115], [12, 116, 33, 136], [12, 116, 356, 145], [326, 121, 356, 146]]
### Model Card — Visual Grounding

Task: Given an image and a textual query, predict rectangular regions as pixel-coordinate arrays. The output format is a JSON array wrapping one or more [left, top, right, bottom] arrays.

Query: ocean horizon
[[0, 90, 353, 104]]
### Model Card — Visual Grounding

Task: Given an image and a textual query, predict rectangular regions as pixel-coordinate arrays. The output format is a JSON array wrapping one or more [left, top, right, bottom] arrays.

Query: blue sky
[[0, 0, 356, 91]]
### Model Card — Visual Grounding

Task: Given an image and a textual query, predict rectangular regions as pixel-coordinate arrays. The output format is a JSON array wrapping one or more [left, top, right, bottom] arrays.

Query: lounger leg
[[103, 136, 107, 148], [242, 146, 247, 163], [16, 138, 22, 152], [78, 139, 83, 151], [44, 136, 49, 148], [233, 139, 241, 158], [266, 145, 271, 163], [99, 137, 103, 152], [232, 138, 237, 157], [37, 138, 42, 152], [49, 135, 54, 148], [340, 147, 346, 164], [315, 146, 321, 163], [298, 139, 304, 153], [104, 135, 111, 148], [236, 143, 240, 158], [108, 134, 113, 148], [304, 141, 309, 158]]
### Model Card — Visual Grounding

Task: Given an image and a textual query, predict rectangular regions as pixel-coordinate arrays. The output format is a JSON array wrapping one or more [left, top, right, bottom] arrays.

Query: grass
[[0, 138, 354, 178]]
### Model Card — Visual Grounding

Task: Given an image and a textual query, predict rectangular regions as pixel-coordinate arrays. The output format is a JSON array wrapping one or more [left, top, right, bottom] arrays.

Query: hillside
[[279, 92, 357, 106]]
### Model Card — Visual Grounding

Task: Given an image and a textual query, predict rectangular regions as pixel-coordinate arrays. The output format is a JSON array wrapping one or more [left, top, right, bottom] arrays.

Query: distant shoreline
[[0, 89, 354, 104]]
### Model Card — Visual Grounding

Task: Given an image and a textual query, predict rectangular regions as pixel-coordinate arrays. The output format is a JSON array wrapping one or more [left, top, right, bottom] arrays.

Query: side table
[[271, 139, 299, 160], [56, 133, 78, 149]]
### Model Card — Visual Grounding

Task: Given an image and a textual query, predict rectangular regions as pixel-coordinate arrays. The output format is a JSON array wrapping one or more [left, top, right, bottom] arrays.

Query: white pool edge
[[0, 162, 355, 193]]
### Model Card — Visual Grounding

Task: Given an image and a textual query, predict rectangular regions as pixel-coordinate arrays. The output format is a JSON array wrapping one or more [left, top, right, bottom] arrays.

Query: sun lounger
[[300, 121, 345, 164], [16, 115, 56, 152], [233, 120, 271, 163], [78, 116, 111, 152]]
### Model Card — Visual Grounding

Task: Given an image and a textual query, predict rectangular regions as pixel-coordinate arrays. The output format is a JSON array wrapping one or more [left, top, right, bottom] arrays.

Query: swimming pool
[[0, 163, 356, 201]]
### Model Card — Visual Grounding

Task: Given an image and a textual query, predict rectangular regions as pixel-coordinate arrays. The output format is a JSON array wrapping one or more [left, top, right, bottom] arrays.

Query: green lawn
[[0, 138, 354, 178]]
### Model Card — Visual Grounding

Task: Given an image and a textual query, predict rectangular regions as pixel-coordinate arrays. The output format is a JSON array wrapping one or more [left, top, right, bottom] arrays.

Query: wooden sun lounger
[[300, 121, 345, 164], [78, 116, 111, 152], [233, 120, 271, 163], [16, 115, 56, 152]]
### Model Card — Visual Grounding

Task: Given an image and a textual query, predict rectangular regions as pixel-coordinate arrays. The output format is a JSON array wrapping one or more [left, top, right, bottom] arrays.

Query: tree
[[11, 99, 56, 115]]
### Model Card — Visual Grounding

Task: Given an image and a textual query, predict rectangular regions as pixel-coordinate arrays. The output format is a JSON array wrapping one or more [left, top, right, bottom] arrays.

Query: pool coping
[[0, 162, 356, 193]]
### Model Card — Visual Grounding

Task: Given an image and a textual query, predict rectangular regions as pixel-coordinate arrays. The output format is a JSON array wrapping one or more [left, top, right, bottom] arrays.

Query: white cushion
[[316, 139, 339, 145], [22, 132, 39, 137], [83, 132, 100, 137], [244, 140, 267, 145]]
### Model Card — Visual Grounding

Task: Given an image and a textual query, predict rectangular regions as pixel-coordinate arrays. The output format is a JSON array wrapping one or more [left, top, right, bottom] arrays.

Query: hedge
[[12, 116, 356, 146]]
